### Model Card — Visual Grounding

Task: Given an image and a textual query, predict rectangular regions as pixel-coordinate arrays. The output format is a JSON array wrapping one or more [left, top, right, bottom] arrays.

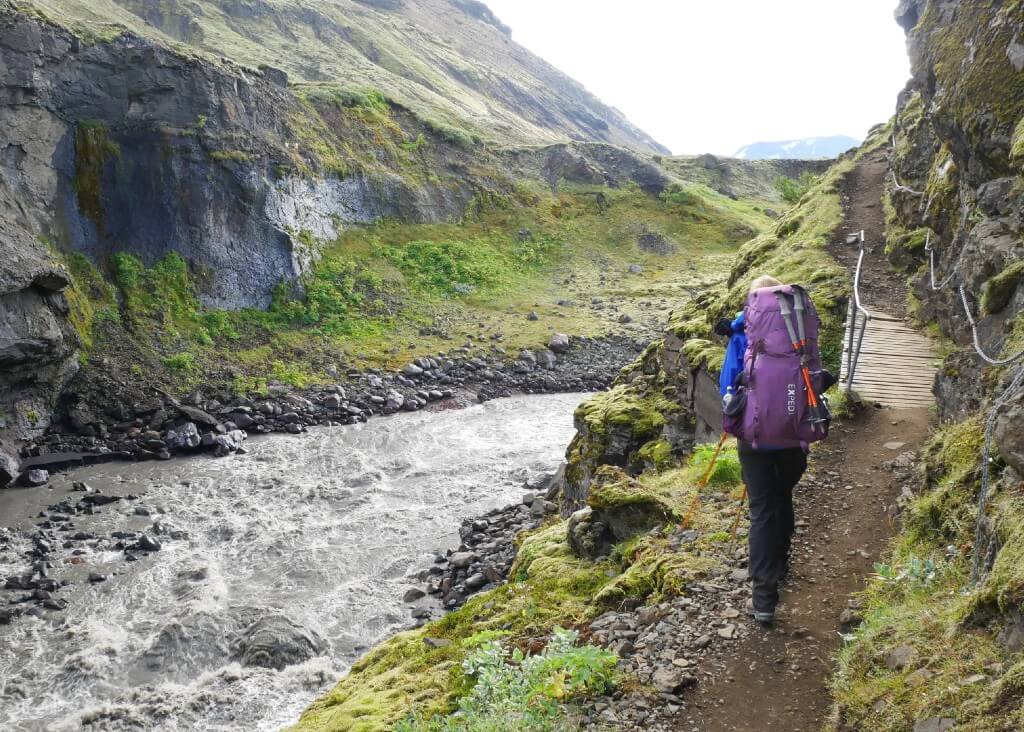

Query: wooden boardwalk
[[840, 306, 938, 408]]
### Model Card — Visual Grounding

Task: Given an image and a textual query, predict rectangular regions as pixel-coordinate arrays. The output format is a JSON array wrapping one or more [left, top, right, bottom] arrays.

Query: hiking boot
[[745, 597, 775, 624]]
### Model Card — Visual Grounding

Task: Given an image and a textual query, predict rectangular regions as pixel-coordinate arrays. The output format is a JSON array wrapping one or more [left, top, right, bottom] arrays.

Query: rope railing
[[890, 168, 925, 197], [923, 231, 960, 291], [958, 286, 1024, 366], [915, 229, 1024, 586], [843, 230, 871, 390]]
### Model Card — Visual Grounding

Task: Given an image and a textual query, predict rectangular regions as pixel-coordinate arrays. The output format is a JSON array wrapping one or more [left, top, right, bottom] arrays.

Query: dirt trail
[[680, 150, 933, 731]]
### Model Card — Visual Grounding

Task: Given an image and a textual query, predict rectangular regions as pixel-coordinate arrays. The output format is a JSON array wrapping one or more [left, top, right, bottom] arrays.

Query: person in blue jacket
[[716, 311, 746, 396]]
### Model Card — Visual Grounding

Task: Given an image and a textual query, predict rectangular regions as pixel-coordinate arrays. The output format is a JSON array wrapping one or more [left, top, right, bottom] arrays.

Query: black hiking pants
[[739, 445, 808, 613]]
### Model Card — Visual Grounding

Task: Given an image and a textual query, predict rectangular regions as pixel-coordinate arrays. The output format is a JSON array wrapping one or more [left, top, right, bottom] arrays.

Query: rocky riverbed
[[9, 334, 641, 487]]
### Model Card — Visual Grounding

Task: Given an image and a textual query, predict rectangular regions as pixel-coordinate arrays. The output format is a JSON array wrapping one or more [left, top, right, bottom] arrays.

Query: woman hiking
[[718, 275, 833, 624]]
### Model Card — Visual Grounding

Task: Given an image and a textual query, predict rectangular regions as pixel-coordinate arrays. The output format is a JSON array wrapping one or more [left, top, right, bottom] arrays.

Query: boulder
[[165, 422, 201, 451], [384, 390, 405, 413], [548, 333, 570, 353], [233, 614, 327, 670], [0, 450, 20, 487], [448, 551, 477, 569], [178, 406, 218, 427], [536, 349, 557, 370], [567, 466, 677, 558], [213, 429, 246, 457], [994, 400, 1024, 475], [17, 468, 49, 487]]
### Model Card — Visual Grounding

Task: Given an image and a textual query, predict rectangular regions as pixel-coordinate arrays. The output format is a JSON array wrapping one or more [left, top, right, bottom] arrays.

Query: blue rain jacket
[[719, 312, 746, 396]]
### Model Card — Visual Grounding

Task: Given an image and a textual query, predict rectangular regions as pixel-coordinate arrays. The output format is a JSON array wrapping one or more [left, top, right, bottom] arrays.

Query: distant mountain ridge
[[733, 135, 861, 160]]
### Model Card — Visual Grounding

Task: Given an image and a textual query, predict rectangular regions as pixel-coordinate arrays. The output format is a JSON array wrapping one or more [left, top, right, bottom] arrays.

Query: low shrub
[[396, 628, 616, 731]]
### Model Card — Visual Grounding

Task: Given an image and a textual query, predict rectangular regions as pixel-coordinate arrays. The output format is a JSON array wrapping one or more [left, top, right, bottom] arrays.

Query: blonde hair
[[749, 275, 782, 293]]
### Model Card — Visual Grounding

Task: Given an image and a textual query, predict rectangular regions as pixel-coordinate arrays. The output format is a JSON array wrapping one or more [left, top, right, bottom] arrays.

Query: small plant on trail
[[774, 172, 819, 205], [396, 628, 617, 732]]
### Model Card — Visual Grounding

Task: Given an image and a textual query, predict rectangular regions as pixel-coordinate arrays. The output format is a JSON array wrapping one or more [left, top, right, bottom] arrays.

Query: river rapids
[[0, 393, 587, 731]]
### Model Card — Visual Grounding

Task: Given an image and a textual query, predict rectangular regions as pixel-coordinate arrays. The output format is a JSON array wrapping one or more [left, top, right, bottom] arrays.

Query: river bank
[[11, 333, 643, 484]]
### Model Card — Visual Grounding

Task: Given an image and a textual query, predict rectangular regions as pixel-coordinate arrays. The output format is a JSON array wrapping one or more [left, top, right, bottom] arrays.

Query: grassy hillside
[[59, 176, 773, 396], [22, 0, 667, 152]]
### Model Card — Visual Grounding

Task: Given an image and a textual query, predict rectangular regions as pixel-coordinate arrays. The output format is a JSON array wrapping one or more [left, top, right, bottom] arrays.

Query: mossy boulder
[[981, 260, 1024, 315], [567, 466, 679, 559], [560, 378, 689, 517]]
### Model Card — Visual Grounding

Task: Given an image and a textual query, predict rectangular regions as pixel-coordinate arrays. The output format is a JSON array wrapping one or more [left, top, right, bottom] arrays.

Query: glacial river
[[0, 392, 586, 731]]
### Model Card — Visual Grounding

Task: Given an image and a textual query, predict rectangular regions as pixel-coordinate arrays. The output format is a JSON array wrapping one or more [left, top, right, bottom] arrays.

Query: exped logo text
[[787, 384, 797, 414]]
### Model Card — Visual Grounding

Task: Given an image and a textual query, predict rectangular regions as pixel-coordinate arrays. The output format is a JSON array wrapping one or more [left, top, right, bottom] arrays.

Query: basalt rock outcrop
[[887, 0, 1024, 471]]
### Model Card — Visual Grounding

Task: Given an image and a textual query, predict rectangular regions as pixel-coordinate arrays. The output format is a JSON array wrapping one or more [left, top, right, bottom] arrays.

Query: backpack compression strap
[[773, 290, 825, 434]]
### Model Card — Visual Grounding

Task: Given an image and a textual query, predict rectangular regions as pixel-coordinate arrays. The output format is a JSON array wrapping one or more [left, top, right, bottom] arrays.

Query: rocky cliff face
[[28, 0, 669, 153], [1, 5, 489, 311], [888, 0, 1024, 471]]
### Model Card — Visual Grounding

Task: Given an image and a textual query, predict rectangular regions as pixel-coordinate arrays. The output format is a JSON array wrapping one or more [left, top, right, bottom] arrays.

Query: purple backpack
[[723, 285, 831, 448]]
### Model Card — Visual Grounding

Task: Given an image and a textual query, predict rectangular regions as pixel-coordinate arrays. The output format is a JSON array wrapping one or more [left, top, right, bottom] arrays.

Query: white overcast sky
[[483, 1, 911, 155]]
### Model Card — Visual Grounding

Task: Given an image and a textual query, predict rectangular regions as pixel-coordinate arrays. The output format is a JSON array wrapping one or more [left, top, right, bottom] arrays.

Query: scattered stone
[[403, 588, 426, 603], [548, 333, 571, 353], [652, 666, 697, 693], [884, 643, 916, 671], [913, 717, 956, 732], [423, 637, 451, 649], [716, 623, 736, 639]]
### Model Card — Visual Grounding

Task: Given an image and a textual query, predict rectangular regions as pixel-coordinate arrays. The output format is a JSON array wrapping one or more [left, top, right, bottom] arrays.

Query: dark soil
[[684, 403, 930, 731], [831, 148, 910, 320], [676, 151, 933, 730]]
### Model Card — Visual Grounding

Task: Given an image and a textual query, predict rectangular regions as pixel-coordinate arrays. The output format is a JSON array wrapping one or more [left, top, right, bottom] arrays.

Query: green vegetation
[[63, 179, 771, 397], [1012, 117, 1024, 168], [396, 628, 616, 731], [830, 417, 1024, 731], [207, 149, 254, 163], [291, 444, 745, 732], [980, 260, 1024, 315], [74, 121, 120, 229], [774, 172, 820, 204]]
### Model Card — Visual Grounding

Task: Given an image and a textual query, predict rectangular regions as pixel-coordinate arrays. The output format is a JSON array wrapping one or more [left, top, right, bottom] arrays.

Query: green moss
[[290, 521, 617, 731], [915, 1, 1024, 153], [62, 252, 119, 351], [980, 260, 1024, 315], [74, 121, 120, 228], [636, 438, 675, 471], [1012, 117, 1024, 168], [681, 338, 725, 372], [573, 383, 677, 441], [207, 149, 254, 163]]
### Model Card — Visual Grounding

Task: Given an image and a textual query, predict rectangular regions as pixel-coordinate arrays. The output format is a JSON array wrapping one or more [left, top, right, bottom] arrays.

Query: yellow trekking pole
[[729, 483, 748, 541], [679, 432, 728, 529]]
